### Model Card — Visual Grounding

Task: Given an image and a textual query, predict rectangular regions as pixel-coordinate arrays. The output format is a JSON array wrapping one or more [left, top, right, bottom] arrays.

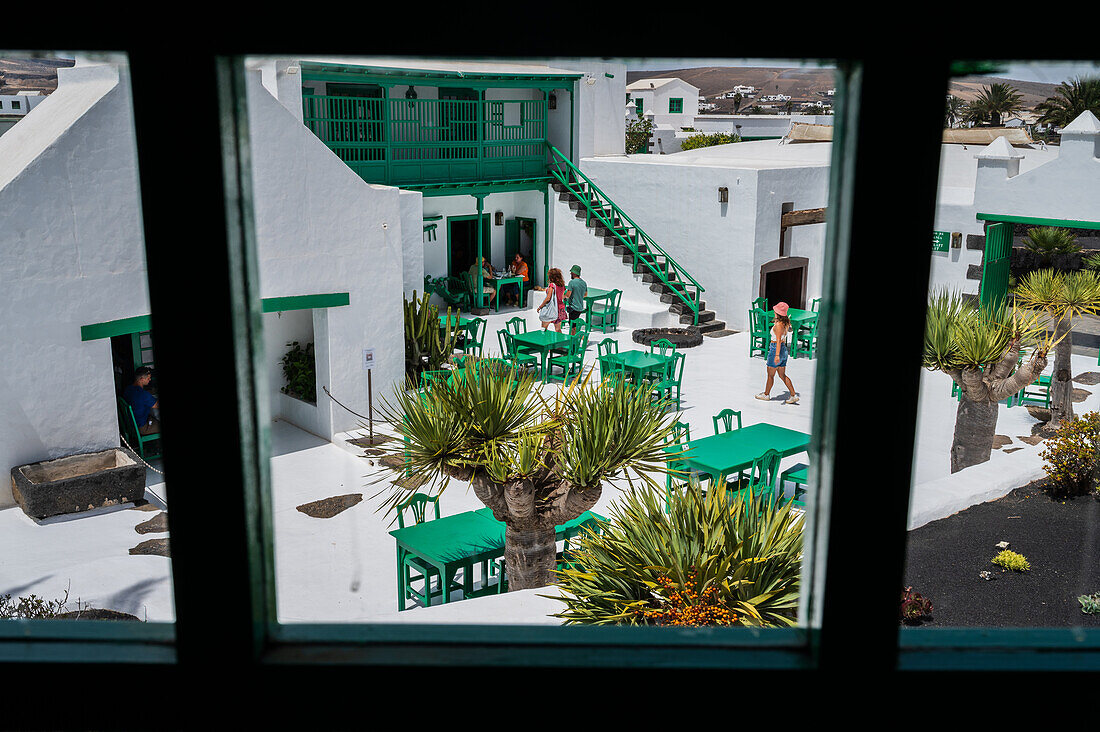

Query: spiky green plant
[[924, 289, 1050, 472], [370, 368, 681, 591], [1015, 268, 1100, 430], [1022, 227, 1081, 265], [550, 478, 803, 627], [1035, 76, 1100, 129]]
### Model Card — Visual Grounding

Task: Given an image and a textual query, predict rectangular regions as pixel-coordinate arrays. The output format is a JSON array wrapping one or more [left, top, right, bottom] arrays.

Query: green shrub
[[678, 131, 741, 151], [992, 550, 1031, 572], [1038, 411, 1100, 498], [900, 586, 934, 624], [0, 590, 69, 619], [551, 479, 803, 627], [1023, 227, 1080, 264], [280, 340, 316, 403], [1079, 592, 1100, 615], [625, 117, 654, 154]]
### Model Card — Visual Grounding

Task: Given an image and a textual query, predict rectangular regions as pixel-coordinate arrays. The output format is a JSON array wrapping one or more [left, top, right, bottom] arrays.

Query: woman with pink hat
[[755, 302, 799, 404]]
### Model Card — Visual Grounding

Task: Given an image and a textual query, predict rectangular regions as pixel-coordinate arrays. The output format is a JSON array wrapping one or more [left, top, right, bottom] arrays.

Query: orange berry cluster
[[641, 570, 737, 627]]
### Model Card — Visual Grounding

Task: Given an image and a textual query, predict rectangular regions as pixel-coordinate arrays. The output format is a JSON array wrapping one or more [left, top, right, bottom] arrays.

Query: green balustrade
[[545, 143, 704, 325]]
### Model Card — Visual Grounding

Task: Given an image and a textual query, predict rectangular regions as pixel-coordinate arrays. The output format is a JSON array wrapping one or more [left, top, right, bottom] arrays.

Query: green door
[[980, 222, 1012, 311], [504, 219, 519, 265]]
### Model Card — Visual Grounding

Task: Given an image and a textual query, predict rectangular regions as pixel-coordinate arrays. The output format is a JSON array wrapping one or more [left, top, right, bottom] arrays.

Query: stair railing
[[546, 143, 704, 325]]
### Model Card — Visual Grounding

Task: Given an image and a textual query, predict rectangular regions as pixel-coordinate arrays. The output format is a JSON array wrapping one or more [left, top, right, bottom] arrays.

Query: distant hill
[[626, 67, 1063, 113], [0, 57, 75, 94]]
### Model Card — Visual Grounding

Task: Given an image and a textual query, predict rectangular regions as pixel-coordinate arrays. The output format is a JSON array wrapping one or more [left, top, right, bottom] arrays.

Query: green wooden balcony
[[303, 94, 550, 187]]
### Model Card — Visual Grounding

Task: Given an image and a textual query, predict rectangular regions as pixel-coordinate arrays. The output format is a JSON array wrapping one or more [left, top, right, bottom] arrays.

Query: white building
[[0, 90, 46, 136], [625, 77, 699, 130]]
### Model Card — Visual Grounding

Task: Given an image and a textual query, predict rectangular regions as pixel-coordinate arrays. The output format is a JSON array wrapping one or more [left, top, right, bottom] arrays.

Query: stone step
[[694, 320, 727, 334], [680, 310, 716, 324], [668, 299, 704, 314]]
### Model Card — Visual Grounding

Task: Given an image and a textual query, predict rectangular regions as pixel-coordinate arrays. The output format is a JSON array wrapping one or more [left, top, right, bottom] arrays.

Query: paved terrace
[[3, 305, 1097, 625]]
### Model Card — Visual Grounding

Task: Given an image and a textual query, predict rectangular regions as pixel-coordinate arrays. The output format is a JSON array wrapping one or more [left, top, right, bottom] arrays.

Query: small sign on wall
[[932, 230, 950, 252], [362, 348, 375, 370]]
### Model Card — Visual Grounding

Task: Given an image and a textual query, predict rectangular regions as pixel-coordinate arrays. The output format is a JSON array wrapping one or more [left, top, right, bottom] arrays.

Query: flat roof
[[298, 57, 583, 84]]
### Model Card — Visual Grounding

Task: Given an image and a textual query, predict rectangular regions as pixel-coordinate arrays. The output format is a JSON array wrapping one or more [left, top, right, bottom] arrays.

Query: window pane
[[0, 53, 175, 626], [237, 55, 840, 633], [904, 60, 1100, 632]]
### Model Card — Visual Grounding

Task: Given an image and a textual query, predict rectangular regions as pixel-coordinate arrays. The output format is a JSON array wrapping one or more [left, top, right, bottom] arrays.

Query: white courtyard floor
[[3, 305, 1098, 625]]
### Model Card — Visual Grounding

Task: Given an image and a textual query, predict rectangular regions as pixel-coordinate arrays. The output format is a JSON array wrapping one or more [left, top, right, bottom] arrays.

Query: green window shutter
[[669, 97, 683, 114]]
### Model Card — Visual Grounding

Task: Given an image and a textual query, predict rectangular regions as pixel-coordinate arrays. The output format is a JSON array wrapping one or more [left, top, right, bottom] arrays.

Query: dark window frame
[[3, 46, 1099, 725]]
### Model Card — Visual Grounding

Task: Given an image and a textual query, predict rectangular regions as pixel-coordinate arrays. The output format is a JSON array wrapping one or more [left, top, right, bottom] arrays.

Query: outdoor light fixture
[[495, 211, 504, 226], [548, 92, 556, 110], [286, 66, 299, 75], [405, 86, 417, 108], [718, 187, 729, 203]]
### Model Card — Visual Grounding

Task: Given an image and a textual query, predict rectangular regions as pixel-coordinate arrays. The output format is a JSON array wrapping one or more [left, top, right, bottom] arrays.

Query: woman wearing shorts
[[755, 302, 799, 404]]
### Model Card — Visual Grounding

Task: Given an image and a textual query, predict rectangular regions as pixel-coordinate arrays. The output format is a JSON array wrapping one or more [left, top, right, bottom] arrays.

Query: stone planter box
[[10, 447, 145, 519]]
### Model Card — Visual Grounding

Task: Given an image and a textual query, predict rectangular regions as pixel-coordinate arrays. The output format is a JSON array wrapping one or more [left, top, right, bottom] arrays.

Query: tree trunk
[[469, 472, 601, 592], [1048, 315, 1075, 430], [951, 397, 1000, 473]]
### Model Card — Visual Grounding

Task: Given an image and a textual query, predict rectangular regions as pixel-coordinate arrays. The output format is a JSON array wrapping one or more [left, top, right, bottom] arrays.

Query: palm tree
[[372, 367, 678, 591], [944, 95, 965, 128], [1034, 76, 1100, 129], [1013, 269, 1100, 431], [963, 82, 1025, 127], [1022, 226, 1081, 266], [924, 290, 1049, 473]]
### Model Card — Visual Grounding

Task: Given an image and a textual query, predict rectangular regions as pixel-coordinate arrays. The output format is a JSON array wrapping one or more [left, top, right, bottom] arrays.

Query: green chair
[[712, 408, 742, 434], [396, 493, 464, 608], [749, 307, 769, 358], [650, 351, 686, 410], [557, 514, 605, 573], [598, 353, 627, 385], [506, 316, 539, 355], [548, 325, 590, 384], [780, 463, 809, 507], [1013, 347, 1051, 408], [664, 420, 692, 512], [649, 338, 677, 358], [117, 397, 161, 460], [499, 330, 539, 373], [731, 448, 781, 505], [463, 317, 486, 357], [793, 317, 818, 359], [752, 296, 768, 312], [589, 289, 622, 333], [810, 298, 821, 313]]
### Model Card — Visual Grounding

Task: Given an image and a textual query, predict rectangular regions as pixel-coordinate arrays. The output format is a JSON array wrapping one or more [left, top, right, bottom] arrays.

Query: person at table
[[123, 366, 161, 435], [533, 267, 567, 333], [468, 257, 495, 306], [755, 302, 799, 404], [503, 253, 529, 307], [564, 264, 588, 335]]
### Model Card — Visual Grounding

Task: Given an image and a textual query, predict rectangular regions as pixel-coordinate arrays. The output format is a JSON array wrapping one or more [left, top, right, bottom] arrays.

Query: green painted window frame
[[668, 97, 683, 114], [5, 52, 1100, 724]]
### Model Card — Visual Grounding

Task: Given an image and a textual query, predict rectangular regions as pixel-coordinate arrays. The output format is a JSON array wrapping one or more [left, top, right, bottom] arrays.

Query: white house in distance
[[626, 77, 699, 130], [0, 90, 46, 136]]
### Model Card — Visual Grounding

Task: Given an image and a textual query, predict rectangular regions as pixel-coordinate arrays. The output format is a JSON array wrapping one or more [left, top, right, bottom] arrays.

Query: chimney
[[1058, 110, 1100, 160], [975, 135, 1024, 181]]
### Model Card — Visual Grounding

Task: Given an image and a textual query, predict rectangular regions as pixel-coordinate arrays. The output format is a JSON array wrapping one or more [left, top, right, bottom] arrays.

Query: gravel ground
[[903, 480, 1100, 627]]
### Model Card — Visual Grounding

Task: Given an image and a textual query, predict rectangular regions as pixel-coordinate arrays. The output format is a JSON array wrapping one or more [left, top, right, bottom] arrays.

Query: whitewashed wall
[[0, 62, 147, 510], [692, 114, 833, 138], [551, 59, 626, 159], [246, 69, 407, 438], [577, 156, 829, 332]]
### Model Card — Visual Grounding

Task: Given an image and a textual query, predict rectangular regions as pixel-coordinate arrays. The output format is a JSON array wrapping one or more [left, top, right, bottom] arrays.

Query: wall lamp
[[718, 187, 729, 204]]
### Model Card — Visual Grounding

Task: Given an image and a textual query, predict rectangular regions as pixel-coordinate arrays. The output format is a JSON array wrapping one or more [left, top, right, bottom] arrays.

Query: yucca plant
[[1015, 268, 1100, 430], [1022, 227, 1081, 266], [551, 478, 802, 626], [370, 368, 680, 591], [924, 288, 1051, 472]]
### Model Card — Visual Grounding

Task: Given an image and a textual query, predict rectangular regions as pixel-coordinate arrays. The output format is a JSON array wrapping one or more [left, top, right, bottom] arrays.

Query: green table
[[439, 314, 472, 331], [764, 308, 817, 359], [602, 349, 671, 383], [664, 422, 811, 486], [511, 329, 577, 382], [495, 276, 525, 312], [390, 508, 606, 610]]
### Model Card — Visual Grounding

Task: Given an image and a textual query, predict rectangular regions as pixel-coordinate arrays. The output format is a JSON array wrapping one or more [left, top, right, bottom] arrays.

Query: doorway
[[448, 214, 492, 279], [505, 216, 538, 286], [759, 257, 808, 310]]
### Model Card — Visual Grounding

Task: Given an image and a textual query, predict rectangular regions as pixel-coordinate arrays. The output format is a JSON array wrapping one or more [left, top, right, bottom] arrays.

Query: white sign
[[362, 348, 376, 371]]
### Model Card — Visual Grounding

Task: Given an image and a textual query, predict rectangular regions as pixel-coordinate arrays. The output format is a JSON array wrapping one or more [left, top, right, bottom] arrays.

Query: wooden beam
[[781, 207, 827, 227]]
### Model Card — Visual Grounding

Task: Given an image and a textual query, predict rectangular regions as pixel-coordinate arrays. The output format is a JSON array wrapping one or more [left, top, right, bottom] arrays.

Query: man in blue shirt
[[565, 264, 588, 335], [122, 367, 160, 435]]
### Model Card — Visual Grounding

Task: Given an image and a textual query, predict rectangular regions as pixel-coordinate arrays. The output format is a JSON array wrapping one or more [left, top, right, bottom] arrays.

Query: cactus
[[403, 291, 458, 386]]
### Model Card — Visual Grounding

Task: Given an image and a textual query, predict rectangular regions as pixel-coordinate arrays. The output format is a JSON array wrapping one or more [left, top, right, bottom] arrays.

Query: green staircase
[[546, 144, 725, 333]]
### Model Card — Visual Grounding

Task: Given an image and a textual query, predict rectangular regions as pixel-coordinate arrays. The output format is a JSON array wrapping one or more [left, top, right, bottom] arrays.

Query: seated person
[[468, 257, 496, 306], [505, 253, 529, 307], [122, 366, 160, 435]]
